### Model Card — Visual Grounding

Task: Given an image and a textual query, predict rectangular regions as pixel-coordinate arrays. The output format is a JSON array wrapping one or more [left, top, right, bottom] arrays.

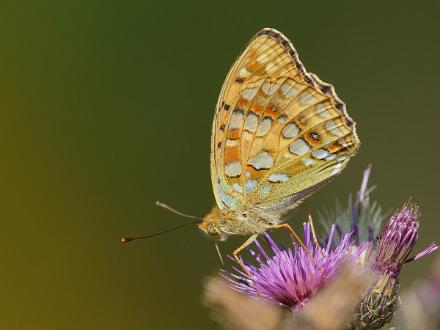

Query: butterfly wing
[[210, 28, 359, 214]]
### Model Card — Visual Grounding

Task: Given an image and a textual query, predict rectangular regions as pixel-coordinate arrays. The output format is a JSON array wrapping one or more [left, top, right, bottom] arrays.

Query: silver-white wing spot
[[242, 87, 258, 100], [225, 161, 242, 178], [248, 151, 274, 170], [268, 173, 289, 182], [256, 117, 272, 136], [282, 122, 300, 139], [229, 110, 244, 130], [311, 148, 329, 160], [280, 82, 297, 98], [218, 186, 236, 208], [261, 184, 271, 194], [289, 138, 311, 155], [262, 82, 279, 95], [303, 157, 315, 166], [244, 112, 259, 132], [226, 139, 239, 147], [232, 183, 242, 193], [245, 180, 257, 193]]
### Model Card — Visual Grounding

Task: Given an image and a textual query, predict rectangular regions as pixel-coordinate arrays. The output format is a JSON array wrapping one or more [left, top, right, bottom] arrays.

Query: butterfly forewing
[[211, 28, 359, 214]]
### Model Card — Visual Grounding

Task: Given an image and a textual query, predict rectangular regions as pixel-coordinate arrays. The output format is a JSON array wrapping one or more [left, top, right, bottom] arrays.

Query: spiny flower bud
[[353, 276, 399, 329], [375, 202, 419, 274], [353, 202, 425, 329]]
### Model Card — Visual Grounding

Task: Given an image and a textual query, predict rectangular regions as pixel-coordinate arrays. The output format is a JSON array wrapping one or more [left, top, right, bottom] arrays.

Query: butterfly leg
[[308, 214, 324, 256], [233, 234, 259, 276], [214, 242, 225, 266], [271, 223, 323, 272]]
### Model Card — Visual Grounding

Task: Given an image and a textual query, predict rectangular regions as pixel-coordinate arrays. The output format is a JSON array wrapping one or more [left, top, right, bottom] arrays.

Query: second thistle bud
[[375, 202, 419, 276], [354, 277, 400, 329], [353, 202, 420, 329]]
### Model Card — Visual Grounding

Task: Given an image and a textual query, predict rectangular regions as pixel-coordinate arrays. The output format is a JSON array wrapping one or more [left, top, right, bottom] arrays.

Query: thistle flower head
[[217, 167, 438, 329], [223, 223, 371, 311], [355, 201, 438, 329], [375, 202, 419, 277]]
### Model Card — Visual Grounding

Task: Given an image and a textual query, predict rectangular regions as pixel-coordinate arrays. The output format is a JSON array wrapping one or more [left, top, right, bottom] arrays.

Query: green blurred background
[[0, 0, 438, 329]]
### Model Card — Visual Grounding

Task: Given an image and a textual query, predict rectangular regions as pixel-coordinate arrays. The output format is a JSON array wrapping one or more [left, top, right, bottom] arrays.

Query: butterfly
[[198, 28, 360, 264]]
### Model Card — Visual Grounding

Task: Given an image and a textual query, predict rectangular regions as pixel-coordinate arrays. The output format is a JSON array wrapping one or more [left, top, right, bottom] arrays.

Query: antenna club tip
[[120, 237, 133, 243]]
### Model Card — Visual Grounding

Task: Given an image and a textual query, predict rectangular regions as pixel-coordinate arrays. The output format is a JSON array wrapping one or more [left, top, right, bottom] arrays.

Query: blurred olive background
[[0, 0, 438, 329]]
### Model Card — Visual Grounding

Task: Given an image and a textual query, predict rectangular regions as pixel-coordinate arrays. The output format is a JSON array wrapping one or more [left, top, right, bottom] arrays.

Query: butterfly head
[[198, 206, 231, 241]]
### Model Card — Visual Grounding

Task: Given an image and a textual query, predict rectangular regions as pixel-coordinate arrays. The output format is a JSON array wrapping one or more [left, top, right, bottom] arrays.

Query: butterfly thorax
[[199, 206, 274, 241]]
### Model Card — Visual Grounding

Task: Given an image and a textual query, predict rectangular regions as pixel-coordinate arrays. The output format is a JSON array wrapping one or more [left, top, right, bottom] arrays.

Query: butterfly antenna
[[120, 219, 199, 244], [215, 242, 225, 266], [155, 201, 202, 220]]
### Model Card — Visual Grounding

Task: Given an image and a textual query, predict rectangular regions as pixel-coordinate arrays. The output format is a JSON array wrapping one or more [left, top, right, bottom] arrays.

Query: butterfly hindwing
[[210, 28, 359, 213]]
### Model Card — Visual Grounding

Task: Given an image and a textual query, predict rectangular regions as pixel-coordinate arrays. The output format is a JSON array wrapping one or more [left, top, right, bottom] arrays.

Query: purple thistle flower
[[223, 223, 371, 311], [375, 202, 438, 278], [219, 168, 438, 328], [355, 201, 438, 329]]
